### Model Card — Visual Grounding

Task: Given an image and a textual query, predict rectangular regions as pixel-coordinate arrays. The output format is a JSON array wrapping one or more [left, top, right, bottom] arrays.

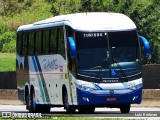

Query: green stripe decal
[[35, 56, 50, 103]]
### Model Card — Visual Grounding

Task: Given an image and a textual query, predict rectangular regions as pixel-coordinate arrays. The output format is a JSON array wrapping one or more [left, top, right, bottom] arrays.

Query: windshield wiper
[[112, 58, 128, 82]]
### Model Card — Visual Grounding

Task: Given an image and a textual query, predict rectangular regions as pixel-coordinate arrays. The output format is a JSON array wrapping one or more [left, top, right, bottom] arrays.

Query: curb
[[0, 89, 18, 99], [143, 89, 160, 99]]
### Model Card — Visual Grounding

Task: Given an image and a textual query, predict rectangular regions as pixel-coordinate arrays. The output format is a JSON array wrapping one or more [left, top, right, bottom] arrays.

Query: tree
[[127, 0, 160, 64], [0, 0, 17, 16], [45, 0, 66, 16], [79, 0, 91, 12], [45, 0, 160, 64], [0, 0, 34, 16], [102, 0, 160, 64]]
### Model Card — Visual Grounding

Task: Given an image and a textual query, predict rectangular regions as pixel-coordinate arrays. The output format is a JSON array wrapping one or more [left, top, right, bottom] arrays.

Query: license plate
[[107, 97, 117, 102]]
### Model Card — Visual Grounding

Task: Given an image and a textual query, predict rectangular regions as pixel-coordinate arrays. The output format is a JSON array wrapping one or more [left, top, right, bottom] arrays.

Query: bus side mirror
[[68, 37, 76, 59], [138, 36, 150, 59]]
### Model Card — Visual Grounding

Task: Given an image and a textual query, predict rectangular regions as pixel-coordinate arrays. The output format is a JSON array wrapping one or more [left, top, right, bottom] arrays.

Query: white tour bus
[[16, 12, 150, 114]]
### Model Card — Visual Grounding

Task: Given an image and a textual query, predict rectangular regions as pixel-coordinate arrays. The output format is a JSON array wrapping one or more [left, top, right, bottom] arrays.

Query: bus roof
[[17, 12, 136, 32]]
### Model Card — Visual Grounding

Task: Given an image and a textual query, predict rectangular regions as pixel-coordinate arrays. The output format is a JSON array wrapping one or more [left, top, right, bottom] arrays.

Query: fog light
[[83, 97, 89, 102], [133, 96, 138, 101]]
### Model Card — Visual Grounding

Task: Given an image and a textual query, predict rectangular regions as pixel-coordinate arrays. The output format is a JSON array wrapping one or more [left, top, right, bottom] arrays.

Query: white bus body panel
[[28, 54, 72, 105], [17, 12, 136, 32]]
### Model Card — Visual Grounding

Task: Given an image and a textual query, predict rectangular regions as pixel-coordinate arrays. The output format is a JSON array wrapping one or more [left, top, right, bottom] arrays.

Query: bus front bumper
[[77, 88, 142, 106]]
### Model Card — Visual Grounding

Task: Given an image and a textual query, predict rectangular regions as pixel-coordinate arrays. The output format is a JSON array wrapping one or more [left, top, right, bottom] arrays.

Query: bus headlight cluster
[[75, 80, 97, 91], [129, 83, 142, 90]]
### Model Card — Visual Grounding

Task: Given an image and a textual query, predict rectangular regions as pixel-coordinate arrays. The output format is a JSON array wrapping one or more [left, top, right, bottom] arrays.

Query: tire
[[26, 94, 30, 110], [78, 106, 95, 114], [120, 104, 130, 114], [40, 105, 50, 113], [64, 90, 75, 114], [29, 89, 37, 113]]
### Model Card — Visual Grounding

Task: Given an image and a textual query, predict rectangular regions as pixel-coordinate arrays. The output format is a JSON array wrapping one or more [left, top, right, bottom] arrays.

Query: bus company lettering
[[83, 33, 103, 38], [42, 59, 58, 71], [102, 79, 119, 83]]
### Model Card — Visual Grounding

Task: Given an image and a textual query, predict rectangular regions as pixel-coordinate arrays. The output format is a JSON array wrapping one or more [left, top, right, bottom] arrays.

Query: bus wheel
[[120, 104, 130, 114], [40, 105, 50, 113], [26, 94, 30, 110], [64, 91, 75, 114], [78, 106, 95, 114], [29, 89, 37, 113]]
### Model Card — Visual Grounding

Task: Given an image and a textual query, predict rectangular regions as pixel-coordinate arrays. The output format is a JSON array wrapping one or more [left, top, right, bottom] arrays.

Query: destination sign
[[83, 32, 107, 38]]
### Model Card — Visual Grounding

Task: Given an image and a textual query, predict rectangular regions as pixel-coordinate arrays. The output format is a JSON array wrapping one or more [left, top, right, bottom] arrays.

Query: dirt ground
[[0, 98, 159, 107]]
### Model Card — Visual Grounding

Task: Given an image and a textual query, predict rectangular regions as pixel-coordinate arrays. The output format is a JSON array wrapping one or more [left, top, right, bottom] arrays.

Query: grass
[[1, 0, 52, 31], [0, 117, 123, 120], [51, 117, 122, 120], [0, 53, 15, 71]]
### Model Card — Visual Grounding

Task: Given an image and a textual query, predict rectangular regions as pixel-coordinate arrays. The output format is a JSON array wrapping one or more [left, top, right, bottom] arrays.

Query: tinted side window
[[28, 32, 35, 55], [22, 33, 28, 56], [66, 26, 74, 70], [42, 29, 50, 54], [17, 32, 23, 55], [58, 27, 65, 59], [35, 31, 42, 55], [66, 26, 74, 37], [49, 29, 57, 54]]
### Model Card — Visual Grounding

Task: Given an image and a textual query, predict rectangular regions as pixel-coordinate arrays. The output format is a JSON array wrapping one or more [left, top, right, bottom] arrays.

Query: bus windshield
[[76, 30, 141, 83], [109, 31, 140, 63]]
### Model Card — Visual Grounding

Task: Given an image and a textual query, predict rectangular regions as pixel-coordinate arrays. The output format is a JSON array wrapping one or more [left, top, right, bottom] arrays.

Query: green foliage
[[0, 31, 16, 51], [0, 0, 35, 16], [0, 23, 7, 34], [50, 117, 122, 120], [80, 0, 92, 12], [0, 0, 51, 32], [0, 0, 159, 64], [25, 0, 34, 7], [45, 0, 81, 15], [0, 0, 17, 16], [120, 0, 160, 64], [2, 39, 16, 53], [78, 0, 104, 12], [76, 0, 160, 64], [0, 53, 15, 71], [0, 0, 52, 54]]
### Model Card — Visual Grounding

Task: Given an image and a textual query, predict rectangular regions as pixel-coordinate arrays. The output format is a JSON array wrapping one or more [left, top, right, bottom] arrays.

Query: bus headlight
[[75, 80, 97, 91], [129, 83, 142, 90]]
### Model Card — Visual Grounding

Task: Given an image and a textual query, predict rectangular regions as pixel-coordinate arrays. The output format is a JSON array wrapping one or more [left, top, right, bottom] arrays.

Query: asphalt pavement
[[0, 105, 160, 119]]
